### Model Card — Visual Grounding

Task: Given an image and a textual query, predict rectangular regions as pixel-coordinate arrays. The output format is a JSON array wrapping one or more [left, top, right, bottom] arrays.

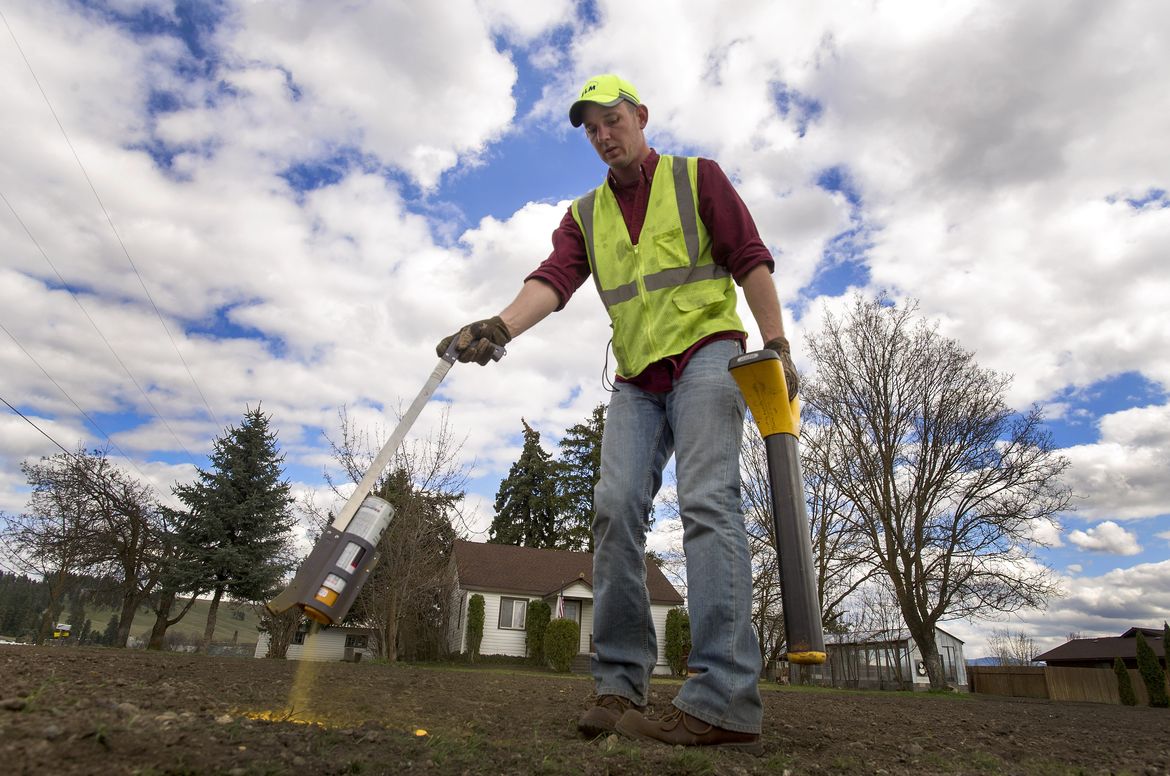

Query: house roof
[[1035, 628, 1166, 664], [452, 539, 684, 605]]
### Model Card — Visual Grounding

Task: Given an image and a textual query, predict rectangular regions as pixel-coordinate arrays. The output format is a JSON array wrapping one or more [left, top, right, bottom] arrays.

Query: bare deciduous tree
[[987, 627, 1040, 665], [802, 295, 1071, 689], [257, 604, 303, 659], [740, 420, 874, 669], [325, 406, 469, 661], [86, 462, 164, 647], [1, 449, 112, 644]]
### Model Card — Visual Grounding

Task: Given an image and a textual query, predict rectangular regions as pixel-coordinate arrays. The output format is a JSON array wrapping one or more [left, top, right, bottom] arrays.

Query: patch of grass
[[762, 750, 796, 771], [668, 748, 718, 774], [19, 678, 58, 712], [425, 730, 490, 768]]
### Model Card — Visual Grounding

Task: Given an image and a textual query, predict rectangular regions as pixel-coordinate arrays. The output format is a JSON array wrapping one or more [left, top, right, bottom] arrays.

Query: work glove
[[764, 336, 800, 399], [436, 316, 512, 365]]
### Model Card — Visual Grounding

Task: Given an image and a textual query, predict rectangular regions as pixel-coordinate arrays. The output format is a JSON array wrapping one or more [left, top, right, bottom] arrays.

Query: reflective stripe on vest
[[572, 154, 745, 378], [575, 156, 730, 309]]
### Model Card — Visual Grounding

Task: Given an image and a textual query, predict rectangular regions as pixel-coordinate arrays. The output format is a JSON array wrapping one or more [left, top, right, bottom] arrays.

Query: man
[[437, 75, 797, 753]]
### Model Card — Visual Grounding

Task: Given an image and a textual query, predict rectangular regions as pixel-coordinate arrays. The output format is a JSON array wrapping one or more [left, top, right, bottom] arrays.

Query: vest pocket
[[650, 227, 690, 268], [672, 285, 728, 312]]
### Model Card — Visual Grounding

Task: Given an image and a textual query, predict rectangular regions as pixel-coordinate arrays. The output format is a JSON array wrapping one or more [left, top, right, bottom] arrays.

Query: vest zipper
[[633, 243, 659, 356]]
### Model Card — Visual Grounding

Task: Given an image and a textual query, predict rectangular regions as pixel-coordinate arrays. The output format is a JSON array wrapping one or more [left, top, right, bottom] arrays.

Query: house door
[[561, 600, 581, 624]]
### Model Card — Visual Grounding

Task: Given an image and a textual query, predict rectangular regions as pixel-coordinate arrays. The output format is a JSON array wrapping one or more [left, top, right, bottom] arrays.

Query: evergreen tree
[[66, 595, 86, 645], [555, 404, 605, 552], [0, 573, 46, 637], [1135, 631, 1169, 708], [1114, 656, 1137, 706], [101, 615, 120, 646], [525, 599, 552, 665], [466, 594, 485, 662], [490, 420, 560, 548], [171, 406, 296, 652], [665, 608, 692, 677], [77, 618, 93, 645]]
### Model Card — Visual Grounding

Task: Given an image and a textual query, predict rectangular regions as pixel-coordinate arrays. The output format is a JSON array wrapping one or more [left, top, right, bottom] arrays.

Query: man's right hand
[[764, 336, 799, 399], [436, 316, 512, 365]]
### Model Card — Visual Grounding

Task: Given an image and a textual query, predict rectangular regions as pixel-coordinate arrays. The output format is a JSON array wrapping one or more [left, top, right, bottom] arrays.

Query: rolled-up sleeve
[[697, 158, 775, 283], [524, 207, 592, 311]]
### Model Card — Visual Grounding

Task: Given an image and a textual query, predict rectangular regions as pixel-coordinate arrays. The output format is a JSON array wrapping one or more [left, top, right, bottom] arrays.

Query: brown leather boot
[[577, 694, 647, 737], [616, 705, 763, 755]]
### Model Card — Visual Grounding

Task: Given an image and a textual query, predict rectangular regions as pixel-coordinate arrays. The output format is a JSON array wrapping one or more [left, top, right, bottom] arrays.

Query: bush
[[525, 600, 551, 664], [1135, 631, 1169, 708], [1114, 657, 1137, 706], [466, 595, 485, 663], [664, 608, 691, 676], [543, 618, 580, 672]]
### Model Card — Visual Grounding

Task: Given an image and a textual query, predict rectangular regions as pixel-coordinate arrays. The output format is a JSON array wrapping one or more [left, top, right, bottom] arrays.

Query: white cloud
[[213, 0, 520, 188], [947, 559, 1170, 658], [1060, 404, 1170, 521], [1066, 520, 1142, 556], [476, 0, 574, 44]]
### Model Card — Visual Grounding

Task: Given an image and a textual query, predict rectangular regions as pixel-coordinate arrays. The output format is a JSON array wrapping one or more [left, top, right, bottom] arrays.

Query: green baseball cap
[[569, 74, 641, 127]]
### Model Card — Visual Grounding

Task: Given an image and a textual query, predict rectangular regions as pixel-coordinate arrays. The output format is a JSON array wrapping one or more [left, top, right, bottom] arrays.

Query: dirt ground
[[1, 645, 1167, 775]]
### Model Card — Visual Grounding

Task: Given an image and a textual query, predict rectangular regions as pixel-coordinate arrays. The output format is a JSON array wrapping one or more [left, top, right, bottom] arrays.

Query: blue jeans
[[591, 339, 763, 734]]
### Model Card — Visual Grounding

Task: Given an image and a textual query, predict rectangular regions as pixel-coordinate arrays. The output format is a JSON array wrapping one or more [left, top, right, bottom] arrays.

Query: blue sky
[[2, 0, 1168, 656]]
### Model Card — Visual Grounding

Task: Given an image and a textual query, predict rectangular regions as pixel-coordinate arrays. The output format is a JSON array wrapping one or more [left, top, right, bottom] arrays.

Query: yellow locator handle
[[728, 349, 827, 667], [728, 350, 800, 438]]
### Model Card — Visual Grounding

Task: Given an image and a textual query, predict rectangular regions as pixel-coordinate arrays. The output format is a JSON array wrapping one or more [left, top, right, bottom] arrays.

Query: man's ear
[[635, 103, 649, 129]]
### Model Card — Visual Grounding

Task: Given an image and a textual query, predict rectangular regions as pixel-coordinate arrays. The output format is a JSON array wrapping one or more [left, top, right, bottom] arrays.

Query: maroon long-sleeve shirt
[[526, 149, 775, 392]]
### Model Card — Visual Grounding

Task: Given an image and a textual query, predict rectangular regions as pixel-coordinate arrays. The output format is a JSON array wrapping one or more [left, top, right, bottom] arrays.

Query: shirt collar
[[607, 148, 659, 190]]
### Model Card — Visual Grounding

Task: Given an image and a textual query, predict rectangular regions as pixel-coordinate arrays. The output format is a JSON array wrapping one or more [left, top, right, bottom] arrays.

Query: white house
[[447, 540, 685, 674], [824, 626, 968, 691], [254, 625, 376, 662]]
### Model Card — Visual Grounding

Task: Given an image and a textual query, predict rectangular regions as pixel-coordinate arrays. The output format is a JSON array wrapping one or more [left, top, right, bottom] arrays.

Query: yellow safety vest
[[571, 155, 745, 379]]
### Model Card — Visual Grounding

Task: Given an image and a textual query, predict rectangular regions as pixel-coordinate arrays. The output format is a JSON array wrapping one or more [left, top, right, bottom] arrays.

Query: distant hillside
[[966, 657, 1002, 666], [66, 598, 262, 647]]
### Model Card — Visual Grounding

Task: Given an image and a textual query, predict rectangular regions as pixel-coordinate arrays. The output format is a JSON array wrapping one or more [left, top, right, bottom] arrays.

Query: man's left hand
[[764, 336, 799, 399]]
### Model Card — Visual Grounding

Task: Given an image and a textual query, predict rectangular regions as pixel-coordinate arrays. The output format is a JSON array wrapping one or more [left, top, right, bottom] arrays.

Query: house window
[[292, 630, 306, 645], [345, 634, 368, 649], [498, 597, 528, 630]]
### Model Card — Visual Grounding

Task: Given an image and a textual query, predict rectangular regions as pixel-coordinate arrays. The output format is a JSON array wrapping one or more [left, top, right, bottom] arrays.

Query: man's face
[[581, 101, 649, 173]]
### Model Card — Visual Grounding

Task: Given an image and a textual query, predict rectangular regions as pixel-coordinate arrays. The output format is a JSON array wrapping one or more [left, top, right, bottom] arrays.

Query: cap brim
[[569, 97, 626, 127]]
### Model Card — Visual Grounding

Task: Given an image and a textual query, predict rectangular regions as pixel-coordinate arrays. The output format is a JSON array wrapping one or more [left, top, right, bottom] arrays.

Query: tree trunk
[[114, 592, 142, 648], [147, 590, 176, 650], [201, 585, 224, 653], [147, 592, 200, 650], [926, 650, 946, 690], [377, 594, 400, 662]]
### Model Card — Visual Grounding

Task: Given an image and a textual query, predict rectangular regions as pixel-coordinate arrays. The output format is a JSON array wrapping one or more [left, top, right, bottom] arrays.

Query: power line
[[0, 320, 156, 484], [0, 192, 198, 462], [0, 6, 223, 434], [0, 393, 75, 460], [0, 392, 169, 523]]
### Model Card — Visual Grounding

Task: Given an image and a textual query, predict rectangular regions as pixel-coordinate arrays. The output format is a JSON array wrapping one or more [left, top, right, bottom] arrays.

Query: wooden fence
[[1045, 666, 1159, 705], [969, 664, 1168, 705], [967, 665, 1048, 698]]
